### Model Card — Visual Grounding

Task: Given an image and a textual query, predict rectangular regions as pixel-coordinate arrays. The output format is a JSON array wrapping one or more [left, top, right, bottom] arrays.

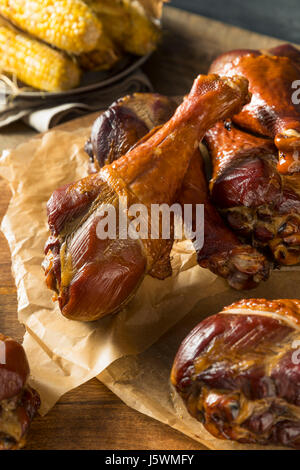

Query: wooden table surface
[[0, 6, 288, 450], [172, 0, 300, 44]]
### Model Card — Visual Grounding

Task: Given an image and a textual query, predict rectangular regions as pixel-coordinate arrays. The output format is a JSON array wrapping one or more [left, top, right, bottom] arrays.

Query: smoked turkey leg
[[206, 121, 300, 266], [44, 74, 250, 321], [210, 44, 300, 174], [86, 93, 269, 290]]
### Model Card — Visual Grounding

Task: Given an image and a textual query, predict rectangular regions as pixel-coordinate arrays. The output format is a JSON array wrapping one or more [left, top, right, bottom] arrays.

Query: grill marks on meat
[[206, 45, 300, 264]]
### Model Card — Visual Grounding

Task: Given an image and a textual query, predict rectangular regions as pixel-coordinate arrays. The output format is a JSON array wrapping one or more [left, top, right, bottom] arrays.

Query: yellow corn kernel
[[0, 0, 102, 54], [86, 0, 161, 56], [121, 0, 161, 56], [0, 21, 81, 91]]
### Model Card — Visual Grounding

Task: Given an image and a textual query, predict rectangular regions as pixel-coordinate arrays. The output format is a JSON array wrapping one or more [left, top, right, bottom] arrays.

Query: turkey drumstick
[[206, 121, 300, 266], [171, 298, 300, 449], [44, 74, 251, 321], [210, 44, 300, 174], [86, 93, 269, 290], [179, 148, 269, 289], [0, 334, 40, 449]]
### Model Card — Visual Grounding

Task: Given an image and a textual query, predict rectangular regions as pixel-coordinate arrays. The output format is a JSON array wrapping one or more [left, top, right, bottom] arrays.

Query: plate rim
[[4, 53, 151, 100]]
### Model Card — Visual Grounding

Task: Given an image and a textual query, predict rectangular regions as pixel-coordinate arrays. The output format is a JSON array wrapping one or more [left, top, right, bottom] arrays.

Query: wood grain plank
[[25, 380, 203, 450], [143, 6, 286, 96], [171, 1, 300, 44]]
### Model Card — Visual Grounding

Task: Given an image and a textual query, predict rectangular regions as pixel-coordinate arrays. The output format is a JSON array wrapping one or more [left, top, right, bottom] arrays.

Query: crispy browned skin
[[0, 334, 40, 450], [86, 93, 269, 290], [108, 75, 249, 208], [171, 299, 300, 449], [179, 149, 269, 289], [206, 121, 300, 265], [210, 44, 300, 174], [44, 74, 251, 321], [85, 93, 177, 173]]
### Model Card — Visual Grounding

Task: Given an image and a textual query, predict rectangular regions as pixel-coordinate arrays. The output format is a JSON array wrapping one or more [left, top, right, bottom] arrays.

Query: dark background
[[172, 0, 299, 43]]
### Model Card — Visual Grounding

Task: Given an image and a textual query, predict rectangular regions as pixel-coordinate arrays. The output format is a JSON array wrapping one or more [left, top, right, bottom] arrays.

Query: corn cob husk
[[0, 0, 102, 54], [138, 0, 167, 20], [78, 32, 121, 70], [0, 19, 81, 92], [86, 0, 161, 56]]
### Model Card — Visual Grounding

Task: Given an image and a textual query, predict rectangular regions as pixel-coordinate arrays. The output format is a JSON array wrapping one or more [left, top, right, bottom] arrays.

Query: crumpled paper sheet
[[0, 121, 229, 414], [99, 270, 300, 450], [0, 119, 299, 449]]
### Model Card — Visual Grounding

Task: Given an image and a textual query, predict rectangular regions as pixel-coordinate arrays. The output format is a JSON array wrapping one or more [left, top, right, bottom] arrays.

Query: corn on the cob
[[121, 0, 161, 56], [0, 20, 81, 91], [0, 0, 102, 54], [78, 32, 121, 70], [86, 0, 161, 56], [138, 0, 167, 20]]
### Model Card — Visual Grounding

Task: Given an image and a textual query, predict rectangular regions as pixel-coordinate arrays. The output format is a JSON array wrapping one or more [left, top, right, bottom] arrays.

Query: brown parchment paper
[[0, 113, 299, 449], [0, 120, 229, 415]]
